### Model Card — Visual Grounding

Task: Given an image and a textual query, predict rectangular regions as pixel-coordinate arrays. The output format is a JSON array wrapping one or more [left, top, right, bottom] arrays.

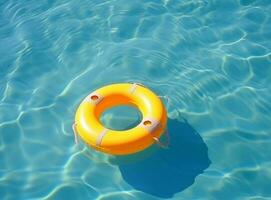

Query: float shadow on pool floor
[[110, 118, 211, 198]]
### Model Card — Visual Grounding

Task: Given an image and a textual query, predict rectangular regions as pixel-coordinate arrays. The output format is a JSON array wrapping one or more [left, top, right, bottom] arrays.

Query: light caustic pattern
[[0, 0, 271, 199]]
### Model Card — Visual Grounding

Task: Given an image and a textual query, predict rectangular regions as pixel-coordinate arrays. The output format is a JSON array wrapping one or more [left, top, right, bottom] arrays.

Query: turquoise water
[[1, 0, 271, 199]]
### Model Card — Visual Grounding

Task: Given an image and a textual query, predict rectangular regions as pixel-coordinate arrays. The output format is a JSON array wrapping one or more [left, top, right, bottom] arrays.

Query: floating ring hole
[[100, 105, 142, 131], [143, 120, 152, 126], [90, 95, 99, 100]]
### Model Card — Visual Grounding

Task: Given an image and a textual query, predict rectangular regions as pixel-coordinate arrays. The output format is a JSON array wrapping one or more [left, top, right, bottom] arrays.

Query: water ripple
[[0, 0, 271, 199]]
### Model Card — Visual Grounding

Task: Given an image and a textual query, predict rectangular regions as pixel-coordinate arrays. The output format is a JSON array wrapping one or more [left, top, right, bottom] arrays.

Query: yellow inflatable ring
[[74, 83, 167, 155]]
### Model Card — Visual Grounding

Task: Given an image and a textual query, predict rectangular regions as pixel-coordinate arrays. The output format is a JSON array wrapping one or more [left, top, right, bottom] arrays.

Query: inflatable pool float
[[73, 83, 167, 155]]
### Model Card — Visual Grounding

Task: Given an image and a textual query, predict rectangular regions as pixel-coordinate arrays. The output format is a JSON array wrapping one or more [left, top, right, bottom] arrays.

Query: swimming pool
[[0, 0, 271, 199]]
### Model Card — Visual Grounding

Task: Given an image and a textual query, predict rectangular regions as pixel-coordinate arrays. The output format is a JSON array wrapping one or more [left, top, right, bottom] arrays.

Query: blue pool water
[[1, 0, 271, 199]]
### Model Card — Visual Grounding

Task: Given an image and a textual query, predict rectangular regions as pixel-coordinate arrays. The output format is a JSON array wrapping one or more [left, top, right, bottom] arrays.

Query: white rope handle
[[153, 127, 170, 149], [158, 95, 168, 99], [158, 95, 172, 110], [72, 123, 78, 144]]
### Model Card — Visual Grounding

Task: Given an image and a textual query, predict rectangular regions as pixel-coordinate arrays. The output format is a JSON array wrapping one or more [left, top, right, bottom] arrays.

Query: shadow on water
[[109, 118, 211, 198]]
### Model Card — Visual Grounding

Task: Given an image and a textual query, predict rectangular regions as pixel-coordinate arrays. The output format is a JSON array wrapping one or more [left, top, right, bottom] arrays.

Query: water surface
[[1, 0, 271, 199]]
